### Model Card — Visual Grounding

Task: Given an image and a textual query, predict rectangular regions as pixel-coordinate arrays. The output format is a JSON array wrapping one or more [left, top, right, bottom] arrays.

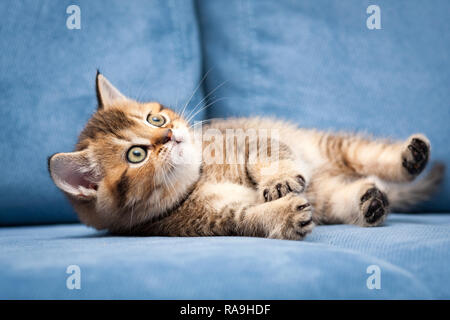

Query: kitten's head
[[48, 72, 202, 232]]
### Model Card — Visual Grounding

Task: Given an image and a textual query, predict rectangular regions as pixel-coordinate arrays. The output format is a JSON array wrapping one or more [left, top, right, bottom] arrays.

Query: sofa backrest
[[1, 1, 448, 226]]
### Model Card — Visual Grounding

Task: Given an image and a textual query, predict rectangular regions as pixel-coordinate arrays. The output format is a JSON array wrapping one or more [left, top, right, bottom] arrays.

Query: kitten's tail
[[386, 162, 446, 211]]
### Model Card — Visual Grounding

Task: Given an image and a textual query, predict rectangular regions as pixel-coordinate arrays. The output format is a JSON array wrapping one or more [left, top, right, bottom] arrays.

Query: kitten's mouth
[[169, 132, 188, 158], [170, 141, 185, 159], [163, 128, 195, 166], [159, 141, 184, 166]]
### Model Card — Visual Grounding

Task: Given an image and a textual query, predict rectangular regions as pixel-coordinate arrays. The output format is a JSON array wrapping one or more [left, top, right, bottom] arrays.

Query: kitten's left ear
[[96, 70, 128, 109], [48, 150, 102, 200]]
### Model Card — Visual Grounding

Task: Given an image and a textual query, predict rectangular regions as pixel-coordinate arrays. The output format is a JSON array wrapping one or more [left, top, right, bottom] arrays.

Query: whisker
[[129, 203, 134, 230], [184, 80, 227, 122], [188, 119, 213, 129], [186, 97, 227, 124], [167, 172, 177, 195], [180, 67, 213, 120], [161, 165, 177, 196], [135, 71, 152, 103]]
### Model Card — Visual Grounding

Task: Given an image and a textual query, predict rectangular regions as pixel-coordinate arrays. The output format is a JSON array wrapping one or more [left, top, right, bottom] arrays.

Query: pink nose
[[171, 131, 184, 144]]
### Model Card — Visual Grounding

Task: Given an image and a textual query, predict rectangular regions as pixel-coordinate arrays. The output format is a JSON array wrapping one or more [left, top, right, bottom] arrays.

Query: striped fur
[[48, 74, 445, 240]]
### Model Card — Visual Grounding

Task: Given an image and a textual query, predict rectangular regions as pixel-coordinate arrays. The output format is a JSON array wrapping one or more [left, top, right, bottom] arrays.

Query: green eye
[[147, 114, 166, 127], [127, 146, 147, 164]]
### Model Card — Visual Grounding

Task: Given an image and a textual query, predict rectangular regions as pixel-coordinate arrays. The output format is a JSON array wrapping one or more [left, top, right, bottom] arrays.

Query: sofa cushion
[[0, 213, 449, 299], [197, 0, 450, 212], [0, 0, 204, 225]]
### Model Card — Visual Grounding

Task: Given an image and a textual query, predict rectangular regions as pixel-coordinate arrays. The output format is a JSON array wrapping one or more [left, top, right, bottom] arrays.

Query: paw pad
[[360, 187, 389, 225], [402, 137, 429, 176], [261, 174, 306, 202]]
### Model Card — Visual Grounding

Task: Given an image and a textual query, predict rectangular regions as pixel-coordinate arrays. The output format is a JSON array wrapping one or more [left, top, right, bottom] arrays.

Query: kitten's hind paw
[[402, 134, 430, 178], [360, 187, 389, 226]]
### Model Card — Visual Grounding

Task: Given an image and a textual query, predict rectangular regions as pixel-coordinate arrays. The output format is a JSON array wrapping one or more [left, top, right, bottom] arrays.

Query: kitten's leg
[[244, 135, 312, 201], [321, 133, 430, 182], [145, 192, 314, 240], [308, 170, 389, 227], [248, 159, 309, 202]]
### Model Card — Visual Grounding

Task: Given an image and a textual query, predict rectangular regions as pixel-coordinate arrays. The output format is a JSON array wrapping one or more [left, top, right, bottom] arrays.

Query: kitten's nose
[[156, 128, 172, 145]]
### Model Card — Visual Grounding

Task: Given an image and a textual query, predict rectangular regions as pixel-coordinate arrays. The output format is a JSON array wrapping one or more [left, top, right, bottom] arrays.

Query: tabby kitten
[[48, 72, 444, 240]]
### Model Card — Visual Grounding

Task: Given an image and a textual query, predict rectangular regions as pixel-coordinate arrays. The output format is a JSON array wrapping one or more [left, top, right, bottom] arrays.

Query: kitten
[[48, 72, 445, 240]]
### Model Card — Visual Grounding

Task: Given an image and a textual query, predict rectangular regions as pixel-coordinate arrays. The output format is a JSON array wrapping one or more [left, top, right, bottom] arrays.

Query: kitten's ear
[[48, 150, 101, 200], [96, 71, 128, 109]]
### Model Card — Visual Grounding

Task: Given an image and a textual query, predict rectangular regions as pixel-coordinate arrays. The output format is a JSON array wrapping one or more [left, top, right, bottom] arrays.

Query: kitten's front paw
[[261, 174, 306, 202], [359, 186, 389, 226], [268, 194, 314, 240], [402, 134, 430, 178]]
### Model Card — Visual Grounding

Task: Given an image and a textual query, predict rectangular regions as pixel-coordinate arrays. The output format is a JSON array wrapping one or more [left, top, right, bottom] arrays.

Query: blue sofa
[[1, 0, 449, 299]]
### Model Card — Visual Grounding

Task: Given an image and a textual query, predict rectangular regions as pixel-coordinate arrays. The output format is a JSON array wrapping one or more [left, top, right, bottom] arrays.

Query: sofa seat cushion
[[0, 213, 449, 299]]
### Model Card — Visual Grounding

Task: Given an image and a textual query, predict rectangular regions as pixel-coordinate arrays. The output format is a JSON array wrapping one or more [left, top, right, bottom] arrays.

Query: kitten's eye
[[147, 114, 166, 127], [127, 146, 147, 164]]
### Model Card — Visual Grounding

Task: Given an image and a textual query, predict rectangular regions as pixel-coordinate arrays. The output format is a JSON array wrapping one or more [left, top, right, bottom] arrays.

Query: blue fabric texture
[[1, 214, 449, 299], [197, 0, 450, 211], [0, 0, 449, 300], [0, 0, 204, 225]]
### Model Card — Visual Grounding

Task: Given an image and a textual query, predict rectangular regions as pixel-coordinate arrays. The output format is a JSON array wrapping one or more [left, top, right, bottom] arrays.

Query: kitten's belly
[[205, 117, 325, 176], [200, 182, 259, 211]]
